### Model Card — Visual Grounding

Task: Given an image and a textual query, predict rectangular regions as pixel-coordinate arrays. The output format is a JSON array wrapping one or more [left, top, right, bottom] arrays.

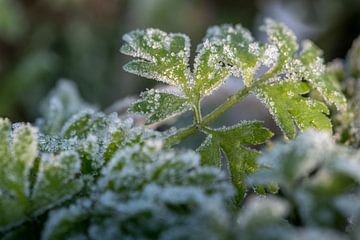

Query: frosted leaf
[[197, 121, 273, 200], [198, 135, 221, 167], [237, 196, 289, 229], [77, 135, 102, 174], [254, 80, 332, 139], [261, 18, 298, 64], [121, 29, 191, 94], [260, 44, 280, 68], [247, 130, 360, 229], [0, 118, 12, 186], [194, 24, 260, 92], [38, 79, 94, 135], [30, 151, 83, 213], [42, 142, 234, 240], [0, 119, 83, 232], [248, 130, 334, 188], [299, 40, 347, 112], [60, 110, 108, 139], [41, 203, 90, 240], [103, 128, 125, 162], [0, 121, 39, 230], [130, 89, 191, 124]]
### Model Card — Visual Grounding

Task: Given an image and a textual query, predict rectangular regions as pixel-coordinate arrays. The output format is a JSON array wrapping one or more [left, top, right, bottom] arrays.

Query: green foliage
[[42, 143, 234, 240], [198, 121, 273, 199], [130, 89, 191, 124], [248, 131, 360, 239], [122, 19, 346, 199], [1, 20, 359, 240], [0, 119, 82, 233], [254, 81, 331, 139], [330, 36, 360, 146]]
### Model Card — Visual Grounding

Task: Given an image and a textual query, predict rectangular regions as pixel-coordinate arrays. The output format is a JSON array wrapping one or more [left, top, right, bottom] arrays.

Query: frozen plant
[[1, 19, 360, 240], [122, 18, 346, 199]]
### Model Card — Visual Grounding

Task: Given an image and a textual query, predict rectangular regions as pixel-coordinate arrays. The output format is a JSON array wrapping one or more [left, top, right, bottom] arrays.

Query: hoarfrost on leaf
[[130, 89, 191, 124], [253, 81, 332, 139], [121, 29, 192, 94], [198, 121, 273, 200]]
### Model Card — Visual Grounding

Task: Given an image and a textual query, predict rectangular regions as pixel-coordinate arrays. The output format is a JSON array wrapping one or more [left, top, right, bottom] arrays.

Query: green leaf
[[194, 24, 260, 93], [61, 110, 107, 138], [39, 80, 93, 135], [121, 29, 191, 94], [299, 40, 347, 111], [198, 135, 222, 167], [261, 18, 298, 66], [130, 89, 191, 124], [31, 152, 82, 211], [198, 121, 273, 200], [0, 119, 83, 231], [254, 80, 332, 139]]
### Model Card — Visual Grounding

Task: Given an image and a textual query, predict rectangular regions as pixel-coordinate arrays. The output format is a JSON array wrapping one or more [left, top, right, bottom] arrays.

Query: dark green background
[[1, 0, 359, 121]]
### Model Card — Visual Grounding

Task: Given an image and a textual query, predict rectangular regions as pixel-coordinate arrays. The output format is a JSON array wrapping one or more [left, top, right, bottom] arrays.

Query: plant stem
[[202, 87, 250, 125], [192, 97, 202, 125], [164, 86, 250, 147], [164, 66, 280, 147]]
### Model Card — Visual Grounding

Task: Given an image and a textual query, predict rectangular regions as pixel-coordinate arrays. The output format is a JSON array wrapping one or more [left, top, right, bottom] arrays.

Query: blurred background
[[1, 0, 360, 124]]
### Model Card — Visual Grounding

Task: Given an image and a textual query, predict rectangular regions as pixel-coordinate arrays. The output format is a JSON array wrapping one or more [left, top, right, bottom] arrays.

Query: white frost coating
[[237, 196, 289, 228], [250, 130, 335, 187], [11, 124, 38, 197], [249, 42, 260, 55], [121, 28, 192, 92], [60, 109, 95, 137], [41, 203, 87, 240], [261, 18, 298, 54], [261, 44, 279, 68]]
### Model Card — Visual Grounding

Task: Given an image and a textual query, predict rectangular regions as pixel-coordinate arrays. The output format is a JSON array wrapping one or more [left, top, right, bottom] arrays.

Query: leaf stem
[[164, 86, 250, 147], [192, 97, 202, 125], [164, 67, 280, 147]]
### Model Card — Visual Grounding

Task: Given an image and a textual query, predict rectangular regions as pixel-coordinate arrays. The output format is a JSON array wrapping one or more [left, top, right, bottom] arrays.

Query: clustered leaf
[[299, 40, 347, 111], [247, 131, 360, 238], [331, 36, 360, 146], [1, 18, 359, 240], [0, 118, 83, 232], [254, 81, 331, 139], [122, 23, 265, 123], [42, 142, 234, 240], [122, 19, 347, 201], [251, 19, 345, 139], [198, 121, 273, 199]]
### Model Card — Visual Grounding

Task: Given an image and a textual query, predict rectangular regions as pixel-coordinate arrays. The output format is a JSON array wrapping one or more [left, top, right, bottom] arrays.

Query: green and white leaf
[[261, 18, 298, 67], [254, 80, 332, 139], [0, 119, 83, 231], [31, 152, 82, 211], [299, 40, 347, 111], [121, 29, 191, 94], [130, 89, 191, 124], [198, 121, 273, 199], [194, 24, 261, 94], [39, 80, 94, 135]]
